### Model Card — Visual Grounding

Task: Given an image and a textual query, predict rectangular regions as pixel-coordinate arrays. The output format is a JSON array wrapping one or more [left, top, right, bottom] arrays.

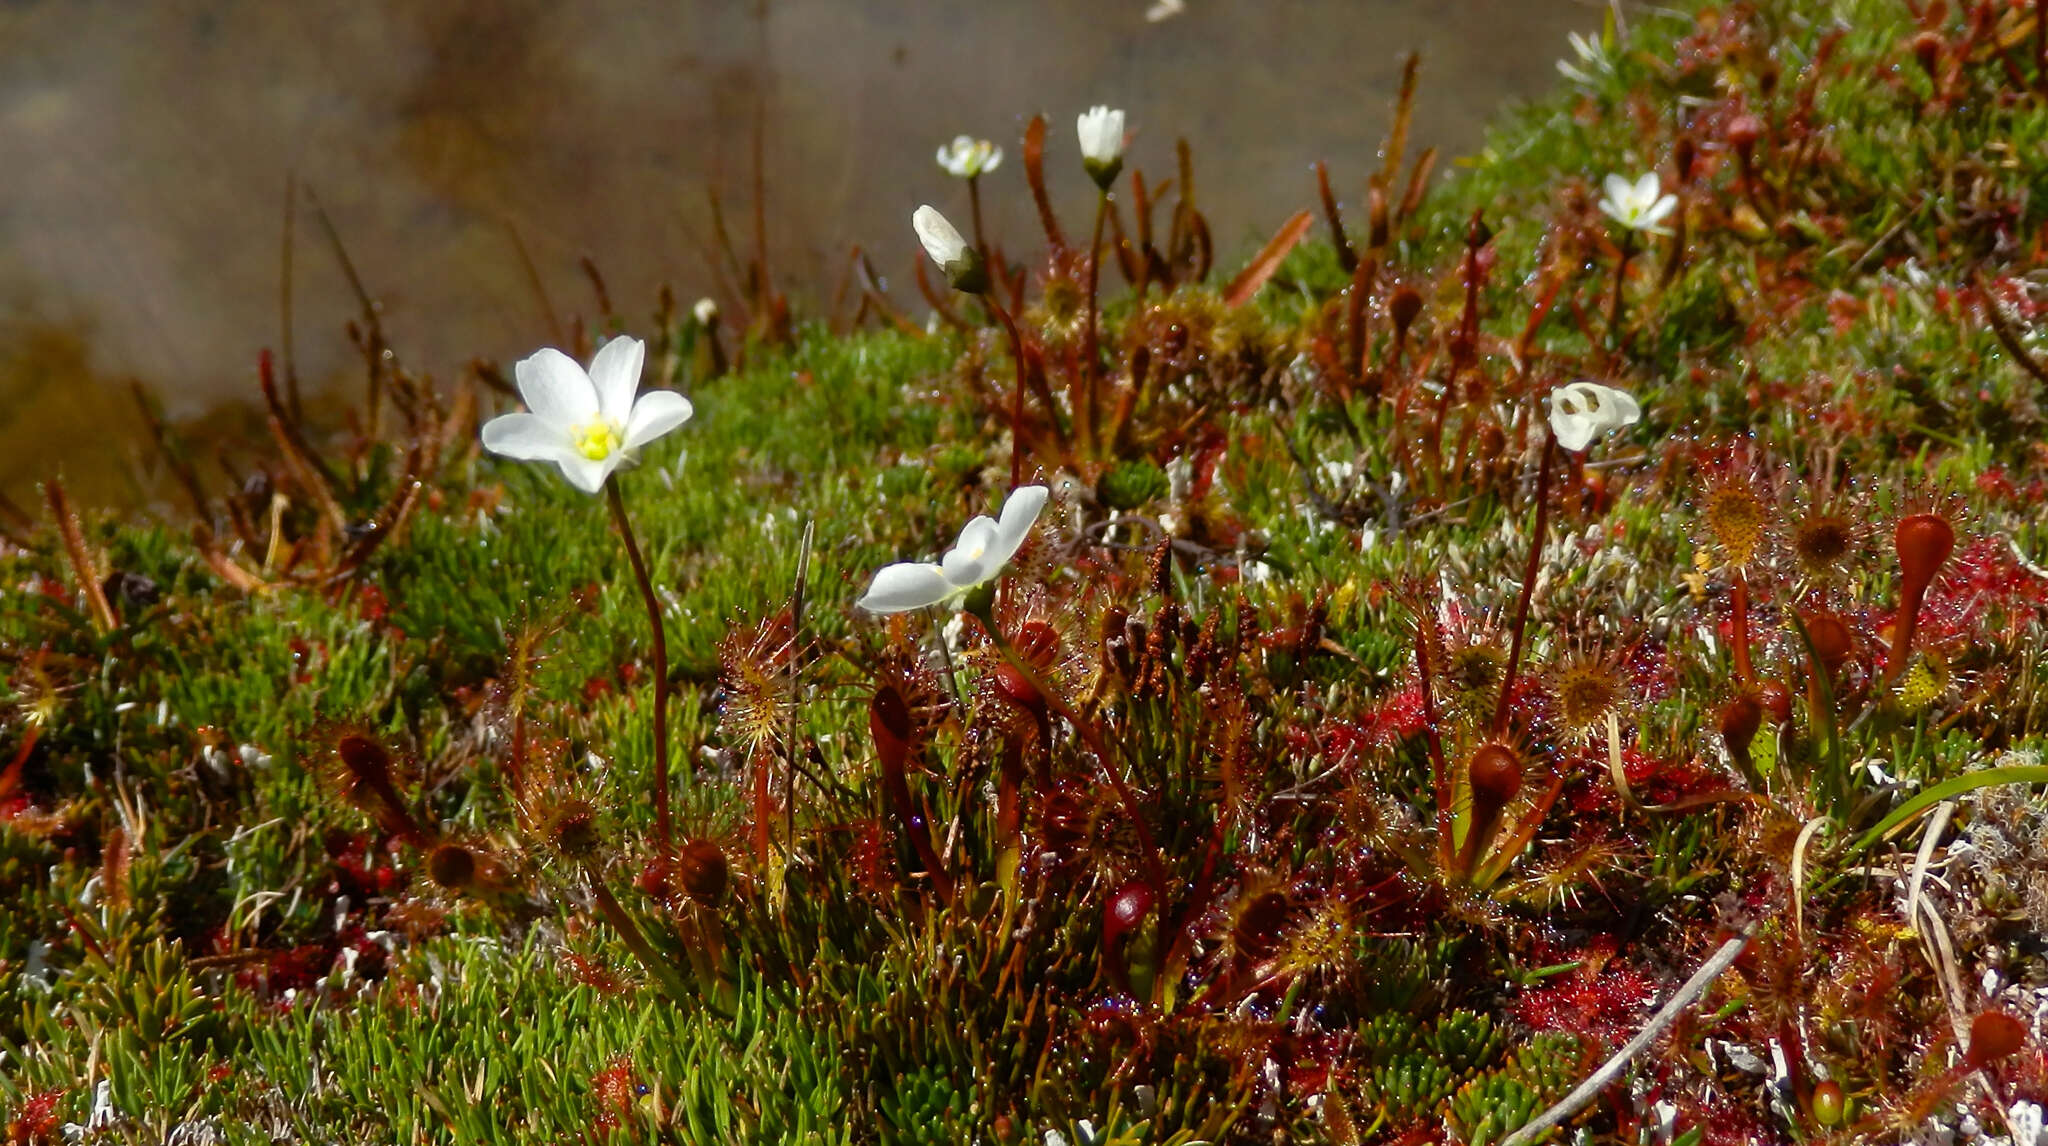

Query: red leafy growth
[[590, 1056, 642, 1134], [7, 1090, 65, 1145], [1622, 748, 1731, 806], [1513, 935, 1657, 1049], [562, 952, 626, 995]]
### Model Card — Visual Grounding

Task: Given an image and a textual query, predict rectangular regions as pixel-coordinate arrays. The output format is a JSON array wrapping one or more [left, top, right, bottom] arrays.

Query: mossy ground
[[7, 1, 2048, 1143]]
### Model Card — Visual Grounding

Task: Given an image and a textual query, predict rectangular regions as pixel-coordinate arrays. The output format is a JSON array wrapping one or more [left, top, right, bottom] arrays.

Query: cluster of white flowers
[[479, 123, 1657, 632]]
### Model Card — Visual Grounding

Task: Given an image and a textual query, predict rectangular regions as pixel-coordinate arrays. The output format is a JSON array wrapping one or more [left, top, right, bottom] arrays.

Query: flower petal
[[1633, 171, 1662, 206], [623, 389, 694, 450], [982, 484, 1049, 572], [941, 516, 1001, 585], [554, 454, 616, 495], [588, 336, 646, 425], [514, 348, 600, 426], [1644, 194, 1679, 227], [1548, 389, 1597, 452], [913, 205, 968, 268], [856, 562, 954, 614], [480, 411, 577, 463], [1602, 173, 1634, 209]]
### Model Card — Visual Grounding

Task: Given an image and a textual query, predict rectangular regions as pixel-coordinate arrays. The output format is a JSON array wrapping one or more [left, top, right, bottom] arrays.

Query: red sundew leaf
[[1222, 209, 1313, 308]]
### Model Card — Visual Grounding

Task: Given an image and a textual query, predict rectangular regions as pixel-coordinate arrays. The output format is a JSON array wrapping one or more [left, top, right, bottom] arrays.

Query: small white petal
[[1633, 171, 1663, 206], [912, 205, 969, 269], [857, 562, 954, 614], [514, 347, 599, 426], [624, 389, 694, 450], [1602, 173, 1635, 209], [555, 455, 616, 494], [588, 336, 646, 425], [1644, 193, 1679, 227], [1078, 106, 1125, 164], [941, 516, 1003, 585], [983, 484, 1049, 572], [480, 412, 577, 463]]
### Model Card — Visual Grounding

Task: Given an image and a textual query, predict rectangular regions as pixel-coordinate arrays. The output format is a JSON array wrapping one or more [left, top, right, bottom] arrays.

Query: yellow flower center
[[572, 420, 624, 461]]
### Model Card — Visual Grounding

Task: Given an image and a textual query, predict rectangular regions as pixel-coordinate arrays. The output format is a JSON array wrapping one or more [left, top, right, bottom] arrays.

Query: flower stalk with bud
[[915, 204, 1046, 484], [1077, 105, 1126, 455]]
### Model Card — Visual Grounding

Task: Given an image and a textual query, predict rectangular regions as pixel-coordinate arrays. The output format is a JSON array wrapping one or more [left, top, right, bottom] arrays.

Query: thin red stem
[[1609, 234, 1635, 347], [988, 297, 1031, 488], [1731, 570, 1755, 683], [1081, 192, 1109, 455], [607, 479, 672, 852], [1494, 436, 1557, 735]]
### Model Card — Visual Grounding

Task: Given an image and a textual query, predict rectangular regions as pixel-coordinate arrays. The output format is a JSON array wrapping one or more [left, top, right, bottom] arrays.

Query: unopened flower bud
[[911, 205, 988, 294]]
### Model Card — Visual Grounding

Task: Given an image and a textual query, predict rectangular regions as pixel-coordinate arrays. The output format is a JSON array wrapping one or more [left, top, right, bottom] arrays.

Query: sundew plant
[[7, 0, 2048, 1143]]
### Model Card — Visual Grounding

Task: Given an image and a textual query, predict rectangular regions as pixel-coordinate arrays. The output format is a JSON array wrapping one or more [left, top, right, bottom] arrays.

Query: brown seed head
[[1801, 611, 1854, 674], [428, 843, 477, 890], [1895, 512, 1954, 599], [1389, 287, 1424, 335], [675, 839, 730, 907], [1719, 693, 1763, 756], [1966, 1009, 2027, 1070], [1469, 743, 1524, 807]]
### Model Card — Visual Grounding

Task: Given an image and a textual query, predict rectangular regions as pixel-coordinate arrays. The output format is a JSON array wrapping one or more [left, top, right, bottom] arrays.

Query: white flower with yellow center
[[479, 336, 693, 493], [857, 486, 1049, 614], [936, 135, 1003, 179], [1597, 171, 1678, 234], [1547, 381, 1641, 453]]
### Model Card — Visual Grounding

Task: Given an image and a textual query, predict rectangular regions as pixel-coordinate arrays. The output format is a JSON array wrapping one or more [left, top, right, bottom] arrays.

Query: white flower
[[912, 204, 986, 293], [1145, 0, 1186, 21], [935, 135, 1002, 179], [1598, 171, 1678, 234], [692, 297, 718, 325], [857, 486, 1049, 614], [479, 337, 693, 494], [1078, 105, 1126, 187], [1547, 381, 1641, 453]]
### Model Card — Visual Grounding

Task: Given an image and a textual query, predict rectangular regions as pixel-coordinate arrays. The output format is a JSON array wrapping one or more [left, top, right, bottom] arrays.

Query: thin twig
[[1500, 922, 1758, 1146]]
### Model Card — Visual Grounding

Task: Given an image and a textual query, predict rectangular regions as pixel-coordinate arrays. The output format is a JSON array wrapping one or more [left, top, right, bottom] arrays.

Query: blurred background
[[0, 0, 1606, 508]]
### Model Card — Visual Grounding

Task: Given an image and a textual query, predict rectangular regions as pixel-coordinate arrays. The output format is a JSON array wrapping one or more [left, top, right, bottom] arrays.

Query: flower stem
[[1495, 435, 1558, 736], [987, 295, 1070, 484], [605, 478, 672, 853], [1081, 190, 1110, 455], [1608, 233, 1635, 348], [967, 175, 992, 288]]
